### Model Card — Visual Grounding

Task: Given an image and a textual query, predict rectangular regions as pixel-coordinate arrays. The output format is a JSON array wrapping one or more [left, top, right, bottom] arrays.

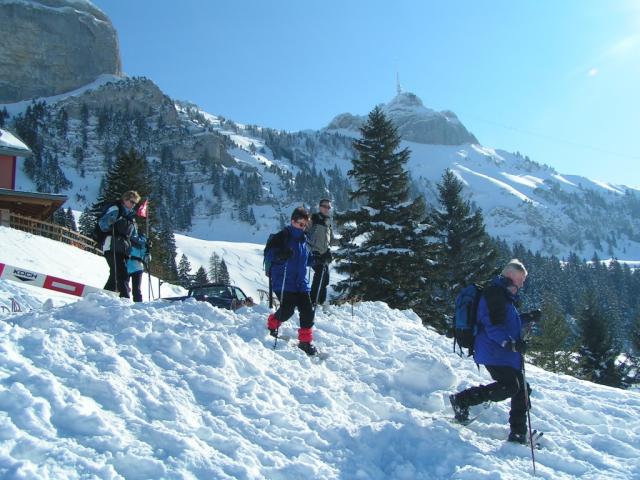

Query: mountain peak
[[326, 91, 478, 146], [387, 91, 425, 109]]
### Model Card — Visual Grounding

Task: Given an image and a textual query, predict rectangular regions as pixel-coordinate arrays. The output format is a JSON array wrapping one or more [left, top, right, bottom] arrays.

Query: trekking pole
[[112, 224, 118, 296], [519, 320, 537, 474], [522, 353, 536, 475], [313, 263, 326, 315], [273, 262, 288, 350]]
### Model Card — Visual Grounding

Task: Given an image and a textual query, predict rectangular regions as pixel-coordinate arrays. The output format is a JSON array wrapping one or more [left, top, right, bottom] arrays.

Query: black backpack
[[91, 202, 120, 247], [263, 229, 289, 277], [263, 229, 289, 308]]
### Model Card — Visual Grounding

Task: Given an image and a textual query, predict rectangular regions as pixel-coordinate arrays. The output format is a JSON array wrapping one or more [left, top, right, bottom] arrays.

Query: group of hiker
[[97, 193, 539, 445], [97, 190, 150, 303]]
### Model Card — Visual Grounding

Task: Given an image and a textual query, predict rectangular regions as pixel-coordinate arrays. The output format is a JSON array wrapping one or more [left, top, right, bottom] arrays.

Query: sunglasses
[[320, 204, 331, 209], [293, 220, 308, 228]]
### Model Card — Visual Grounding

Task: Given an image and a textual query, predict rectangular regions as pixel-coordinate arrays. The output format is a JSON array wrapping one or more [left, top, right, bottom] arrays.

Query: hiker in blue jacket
[[127, 220, 149, 303], [450, 260, 540, 444], [266, 206, 318, 356]]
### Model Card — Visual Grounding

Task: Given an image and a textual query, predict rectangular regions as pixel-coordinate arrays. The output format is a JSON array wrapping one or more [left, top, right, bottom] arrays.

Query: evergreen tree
[[577, 290, 624, 387], [194, 266, 209, 285], [208, 252, 221, 283], [154, 210, 179, 282], [219, 259, 231, 286], [529, 294, 573, 373], [425, 169, 497, 330], [177, 254, 192, 287], [0, 107, 9, 128], [65, 207, 77, 231], [78, 207, 95, 238], [333, 106, 435, 313], [52, 207, 67, 227], [92, 148, 177, 282]]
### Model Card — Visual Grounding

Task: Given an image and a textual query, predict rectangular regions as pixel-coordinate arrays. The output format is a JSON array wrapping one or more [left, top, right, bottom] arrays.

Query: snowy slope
[[0, 228, 639, 479], [0, 226, 184, 310]]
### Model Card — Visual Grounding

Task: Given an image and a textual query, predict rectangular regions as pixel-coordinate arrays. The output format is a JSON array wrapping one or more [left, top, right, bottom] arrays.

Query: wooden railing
[[9, 212, 102, 255]]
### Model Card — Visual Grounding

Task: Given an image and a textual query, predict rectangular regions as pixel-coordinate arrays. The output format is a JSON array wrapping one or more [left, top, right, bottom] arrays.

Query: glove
[[114, 217, 129, 236], [277, 248, 293, 261], [521, 309, 542, 323], [503, 339, 528, 354], [321, 250, 333, 264]]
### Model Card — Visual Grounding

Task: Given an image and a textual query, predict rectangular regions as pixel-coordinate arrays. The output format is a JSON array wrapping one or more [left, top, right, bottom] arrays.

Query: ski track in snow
[[0, 230, 639, 479]]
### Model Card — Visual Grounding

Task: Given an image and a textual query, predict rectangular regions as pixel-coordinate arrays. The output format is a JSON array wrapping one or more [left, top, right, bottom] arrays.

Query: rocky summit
[[0, 0, 122, 103], [326, 91, 478, 146]]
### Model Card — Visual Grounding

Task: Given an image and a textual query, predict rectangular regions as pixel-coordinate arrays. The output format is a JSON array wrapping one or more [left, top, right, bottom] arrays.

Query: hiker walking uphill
[[307, 199, 335, 309], [265, 207, 319, 356], [98, 190, 140, 298], [449, 260, 541, 444]]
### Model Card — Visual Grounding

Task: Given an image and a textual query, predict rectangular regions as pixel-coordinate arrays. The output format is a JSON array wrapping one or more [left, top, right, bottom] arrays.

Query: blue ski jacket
[[473, 276, 524, 370], [269, 225, 313, 294], [127, 223, 148, 275]]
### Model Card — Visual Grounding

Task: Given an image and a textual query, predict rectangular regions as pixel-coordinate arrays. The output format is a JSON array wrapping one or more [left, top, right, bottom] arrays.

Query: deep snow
[[0, 228, 639, 479]]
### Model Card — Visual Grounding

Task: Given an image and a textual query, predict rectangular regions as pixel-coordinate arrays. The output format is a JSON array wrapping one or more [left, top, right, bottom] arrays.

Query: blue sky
[[93, 0, 640, 186]]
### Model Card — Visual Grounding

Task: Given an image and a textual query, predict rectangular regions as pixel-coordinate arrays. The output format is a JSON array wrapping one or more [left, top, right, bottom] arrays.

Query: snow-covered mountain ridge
[[0, 227, 639, 479], [3, 74, 640, 259]]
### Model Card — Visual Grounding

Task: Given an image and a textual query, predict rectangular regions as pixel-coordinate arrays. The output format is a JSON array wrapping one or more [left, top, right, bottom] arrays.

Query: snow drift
[[0, 229, 639, 479]]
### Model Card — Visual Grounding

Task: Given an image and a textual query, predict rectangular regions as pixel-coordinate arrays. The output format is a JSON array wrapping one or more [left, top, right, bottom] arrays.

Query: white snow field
[[0, 228, 639, 479]]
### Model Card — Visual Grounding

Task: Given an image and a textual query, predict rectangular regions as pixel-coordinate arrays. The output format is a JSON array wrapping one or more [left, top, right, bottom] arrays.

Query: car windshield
[[193, 286, 232, 298]]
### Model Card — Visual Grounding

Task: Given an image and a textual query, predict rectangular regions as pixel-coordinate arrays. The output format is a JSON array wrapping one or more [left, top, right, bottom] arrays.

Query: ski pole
[[522, 356, 536, 475], [313, 263, 326, 314], [112, 224, 118, 296], [273, 261, 288, 350]]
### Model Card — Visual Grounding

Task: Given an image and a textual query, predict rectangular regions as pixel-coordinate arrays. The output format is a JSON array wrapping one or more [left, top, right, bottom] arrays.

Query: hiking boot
[[298, 342, 318, 356], [507, 432, 528, 444], [267, 313, 281, 335], [449, 394, 469, 423]]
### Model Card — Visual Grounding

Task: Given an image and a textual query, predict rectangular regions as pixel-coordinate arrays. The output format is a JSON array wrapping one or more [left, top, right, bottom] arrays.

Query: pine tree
[[65, 207, 77, 231], [78, 207, 95, 238], [177, 254, 192, 287], [52, 208, 67, 227], [208, 252, 221, 283], [219, 259, 231, 286], [425, 169, 497, 330], [0, 107, 8, 128], [577, 290, 624, 387], [92, 148, 177, 283], [194, 266, 209, 285], [333, 106, 435, 312], [529, 294, 573, 373]]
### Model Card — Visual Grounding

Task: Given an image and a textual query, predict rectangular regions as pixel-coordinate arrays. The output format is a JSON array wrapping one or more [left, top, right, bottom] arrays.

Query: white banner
[[0, 262, 110, 297]]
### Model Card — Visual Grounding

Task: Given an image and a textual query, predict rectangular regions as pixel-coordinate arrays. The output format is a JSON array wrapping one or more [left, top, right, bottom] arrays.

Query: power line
[[467, 115, 640, 160]]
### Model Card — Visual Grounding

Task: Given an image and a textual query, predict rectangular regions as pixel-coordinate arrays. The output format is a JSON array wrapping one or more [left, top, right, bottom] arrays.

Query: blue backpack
[[453, 284, 483, 356]]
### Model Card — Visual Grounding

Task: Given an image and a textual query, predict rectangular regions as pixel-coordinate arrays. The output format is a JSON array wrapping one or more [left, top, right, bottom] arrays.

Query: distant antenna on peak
[[396, 72, 402, 95]]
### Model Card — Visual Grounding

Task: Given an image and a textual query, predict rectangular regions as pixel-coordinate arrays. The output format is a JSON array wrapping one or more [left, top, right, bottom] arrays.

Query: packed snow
[[0, 128, 30, 155], [0, 227, 639, 479]]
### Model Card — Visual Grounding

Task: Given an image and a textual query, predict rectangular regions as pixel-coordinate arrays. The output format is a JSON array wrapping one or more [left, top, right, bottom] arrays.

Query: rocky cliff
[[0, 0, 122, 103]]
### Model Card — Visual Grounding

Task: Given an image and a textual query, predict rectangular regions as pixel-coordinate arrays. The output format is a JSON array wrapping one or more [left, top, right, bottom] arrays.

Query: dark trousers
[[129, 271, 143, 302], [274, 291, 315, 329], [457, 365, 530, 435], [310, 264, 329, 305], [104, 251, 129, 298]]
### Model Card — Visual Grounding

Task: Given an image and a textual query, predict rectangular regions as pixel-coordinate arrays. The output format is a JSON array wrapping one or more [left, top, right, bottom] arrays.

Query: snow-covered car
[[163, 283, 254, 310]]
